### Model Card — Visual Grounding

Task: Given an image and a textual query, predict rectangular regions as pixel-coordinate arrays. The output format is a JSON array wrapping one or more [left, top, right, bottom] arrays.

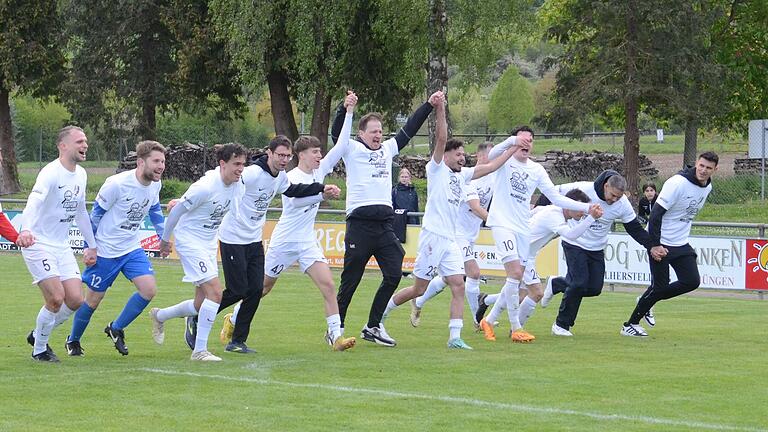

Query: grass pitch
[[0, 252, 765, 432]]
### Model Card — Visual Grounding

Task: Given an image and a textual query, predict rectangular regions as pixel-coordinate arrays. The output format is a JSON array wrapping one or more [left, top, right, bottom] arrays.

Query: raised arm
[[394, 91, 441, 150], [472, 146, 515, 179], [430, 92, 447, 163], [321, 92, 357, 174]]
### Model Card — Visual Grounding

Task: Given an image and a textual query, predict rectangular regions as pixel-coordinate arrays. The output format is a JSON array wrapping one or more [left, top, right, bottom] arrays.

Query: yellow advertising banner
[[261, 220, 560, 278]]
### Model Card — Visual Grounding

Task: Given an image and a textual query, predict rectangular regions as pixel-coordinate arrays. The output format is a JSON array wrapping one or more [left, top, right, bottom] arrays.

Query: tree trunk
[[683, 118, 698, 168], [623, 0, 640, 204], [0, 85, 21, 194], [267, 70, 299, 143], [139, 99, 157, 141], [310, 84, 332, 154], [427, 0, 450, 152]]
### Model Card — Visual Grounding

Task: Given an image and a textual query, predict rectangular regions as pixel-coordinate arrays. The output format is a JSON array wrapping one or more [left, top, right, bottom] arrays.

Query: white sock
[[503, 278, 522, 331], [53, 304, 75, 329], [485, 289, 506, 324], [326, 313, 342, 341], [415, 277, 446, 309], [33, 306, 56, 355], [382, 297, 398, 321], [156, 299, 197, 322], [449, 318, 463, 340], [464, 277, 480, 316], [194, 299, 219, 352], [519, 296, 537, 327], [485, 293, 500, 306], [230, 302, 241, 324]]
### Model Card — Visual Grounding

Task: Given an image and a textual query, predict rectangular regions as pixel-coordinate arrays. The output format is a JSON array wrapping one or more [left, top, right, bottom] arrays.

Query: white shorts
[[413, 229, 464, 280], [456, 237, 477, 263], [491, 227, 530, 264], [522, 259, 541, 285], [264, 240, 327, 278], [22, 244, 81, 284], [178, 248, 218, 285]]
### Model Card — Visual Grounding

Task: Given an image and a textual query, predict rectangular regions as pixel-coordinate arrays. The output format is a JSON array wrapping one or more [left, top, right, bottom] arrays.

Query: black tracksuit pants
[[219, 241, 265, 344], [553, 241, 606, 330], [337, 217, 405, 329], [627, 244, 699, 325]]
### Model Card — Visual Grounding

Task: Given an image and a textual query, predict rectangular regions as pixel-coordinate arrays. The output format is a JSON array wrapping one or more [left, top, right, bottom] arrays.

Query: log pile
[[118, 142, 266, 182], [734, 158, 767, 175], [533, 150, 658, 180]]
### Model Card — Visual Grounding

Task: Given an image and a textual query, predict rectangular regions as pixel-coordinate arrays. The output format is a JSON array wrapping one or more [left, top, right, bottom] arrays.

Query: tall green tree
[[212, 0, 426, 150], [487, 66, 535, 133], [543, 0, 670, 200], [63, 0, 244, 146], [0, 0, 66, 193]]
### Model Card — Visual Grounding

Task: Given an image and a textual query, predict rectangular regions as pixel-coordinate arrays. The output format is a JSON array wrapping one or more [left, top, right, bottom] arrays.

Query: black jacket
[[637, 196, 656, 225], [392, 183, 420, 225]]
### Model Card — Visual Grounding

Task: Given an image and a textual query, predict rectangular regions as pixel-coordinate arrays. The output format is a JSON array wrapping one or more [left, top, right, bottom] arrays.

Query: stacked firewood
[[118, 142, 265, 181], [735, 157, 766, 175], [533, 150, 658, 180]]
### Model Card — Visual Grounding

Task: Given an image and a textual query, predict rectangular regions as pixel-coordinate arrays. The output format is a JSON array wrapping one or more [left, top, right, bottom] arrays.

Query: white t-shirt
[[334, 113, 398, 215], [655, 174, 711, 246], [93, 169, 162, 258], [219, 163, 290, 245], [22, 159, 88, 248], [486, 140, 589, 232], [528, 205, 595, 259], [421, 159, 474, 238], [174, 170, 240, 252], [556, 181, 637, 251], [456, 171, 494, 241]]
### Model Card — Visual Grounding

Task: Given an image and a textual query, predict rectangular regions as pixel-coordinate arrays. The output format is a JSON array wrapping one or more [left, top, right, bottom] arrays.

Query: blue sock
[[113, 293, 151, 330], [69, 303, 95, 342]]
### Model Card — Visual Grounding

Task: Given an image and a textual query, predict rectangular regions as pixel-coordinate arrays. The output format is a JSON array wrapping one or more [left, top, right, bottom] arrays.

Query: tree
[[63, 0, 244, 146], [487, 66, 535, 134], [0, 1, 66, 194], [543, 0, 669, 201], [212, 0, 426, 151]]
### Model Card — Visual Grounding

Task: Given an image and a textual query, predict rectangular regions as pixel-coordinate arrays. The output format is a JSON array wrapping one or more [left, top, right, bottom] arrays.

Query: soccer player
[[408, 141, 497, 328], [620, 152, 717, 337], [381, 92, 519, 349], [63, 141, 166, 357], [149, 143, 246, 361], [328, 90, 441, 346], [539, 170, 662, 336], [477, 126, 591, 343], [478, 190, 602, 333], [250, 96, 358, 351], [18, 126, 98, 362], [213, 136, 338, 354]]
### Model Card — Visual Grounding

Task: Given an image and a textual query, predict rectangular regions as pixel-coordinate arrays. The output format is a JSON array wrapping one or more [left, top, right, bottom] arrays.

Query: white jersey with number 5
[[22, 159, 88, 248]]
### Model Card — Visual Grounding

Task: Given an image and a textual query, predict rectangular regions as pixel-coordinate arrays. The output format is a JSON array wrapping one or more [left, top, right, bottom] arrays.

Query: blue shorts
[[82, 248, 154, 292]]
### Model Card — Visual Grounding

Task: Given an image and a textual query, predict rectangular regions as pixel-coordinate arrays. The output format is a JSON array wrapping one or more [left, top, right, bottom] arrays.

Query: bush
[[159, 179, 190, 202]]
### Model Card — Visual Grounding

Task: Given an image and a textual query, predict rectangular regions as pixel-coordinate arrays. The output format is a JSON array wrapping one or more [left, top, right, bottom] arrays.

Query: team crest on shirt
[[448, 175, 462, 206], [204, 199, 231, 229], [681, 196, 705, 222], [59, 185, 81, 223], [368, 149, 389, 178], [477, 186, 492, 208], [251, 192, 272, 218], [121, 198, 150, 231], [509, 171, 529, 194]]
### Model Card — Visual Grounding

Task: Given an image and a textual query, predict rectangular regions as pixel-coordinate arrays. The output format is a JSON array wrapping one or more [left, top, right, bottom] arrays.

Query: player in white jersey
[[64, 141, 166, 357], [538, 170, 660, 336], [478, 189, 602, 329], [408, 141, 496, 327], [381, 92, 520, 349], [328, 90, 441, 347], [621, 152, 717, 337], [18, 126, 98, 362], [149, 144, 245, 361], [211, 135, 339, 354], [478, 125, 592, 343]]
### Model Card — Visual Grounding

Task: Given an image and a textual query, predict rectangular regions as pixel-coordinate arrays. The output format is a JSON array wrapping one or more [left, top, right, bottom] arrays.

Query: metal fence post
[[761, 119, 765, 200]]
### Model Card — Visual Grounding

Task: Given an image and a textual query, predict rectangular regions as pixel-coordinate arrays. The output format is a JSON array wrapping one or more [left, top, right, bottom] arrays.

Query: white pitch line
[[139, 368, 765, 432]]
